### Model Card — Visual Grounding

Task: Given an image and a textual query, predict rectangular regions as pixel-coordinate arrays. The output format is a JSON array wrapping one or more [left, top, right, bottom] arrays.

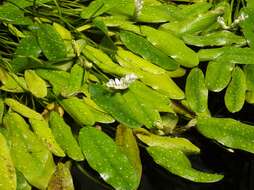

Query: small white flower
[[106, 74, 138, 90], [217, 12, 248, 30], [134, 0, 144, 17]]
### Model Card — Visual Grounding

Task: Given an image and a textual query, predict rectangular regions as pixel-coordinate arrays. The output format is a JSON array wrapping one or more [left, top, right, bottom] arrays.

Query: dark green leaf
[[12, 35, 41, 72]]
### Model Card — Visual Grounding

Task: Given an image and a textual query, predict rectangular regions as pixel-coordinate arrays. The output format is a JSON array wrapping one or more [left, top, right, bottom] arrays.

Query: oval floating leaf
[[29, 118, 65, 157], [89, 84, 141, 128], [3, 112, 55, 189], [0, 132, 16, 190], [59, 97, 95, 126], [37, 24, 67, 60], [25, 70, 47, 98], [116, 125, 142, 184], [186, 68, 208, 113], [79, 126, 139, 190], [116, 48, 166, 75], [225, 67, 246, 113], [183, 30, 246, 47], [135, 129, 200, 154], [140, 26, 199, 68], [4, 98, 43, 120], [244, 64, 254, 91], [119, 30, 179, 70], [49, 111, 84, 161], [197, 117, 254, 153], [11, 35, 41, 72], [205, 61, 234, 92], [147, 146, 223, 183], [36, 69, 70, 96]]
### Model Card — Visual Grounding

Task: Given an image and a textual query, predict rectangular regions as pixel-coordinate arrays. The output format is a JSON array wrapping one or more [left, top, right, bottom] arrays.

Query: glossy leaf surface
[[79, 126, 139, 190]]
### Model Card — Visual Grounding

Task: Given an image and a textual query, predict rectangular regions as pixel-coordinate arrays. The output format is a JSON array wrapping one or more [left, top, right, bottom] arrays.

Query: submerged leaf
[[48, 162, 74, 190]]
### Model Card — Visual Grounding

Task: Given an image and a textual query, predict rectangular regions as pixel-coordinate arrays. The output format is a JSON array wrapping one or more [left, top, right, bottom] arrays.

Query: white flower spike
[[106, 74, 138, 90]]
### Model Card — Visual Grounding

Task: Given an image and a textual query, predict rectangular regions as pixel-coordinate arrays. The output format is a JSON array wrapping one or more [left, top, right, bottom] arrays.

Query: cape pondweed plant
[[0, 0, 254, 189]]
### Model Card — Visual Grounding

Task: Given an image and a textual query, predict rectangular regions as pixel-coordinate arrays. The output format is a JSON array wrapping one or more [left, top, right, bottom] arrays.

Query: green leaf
[[225, 67, 246, 113], [244, 64, 254, 91], [160, 6, 223, 36], [11, 35, 41, 72], [3, 112, 55, 189], [47, 162, 74, 190], [36, 69, 70, 95], [197, 47, 225, 62], [37, 24, 67, 60], [147, 146, 223, 183], [135, 129, 200, 154], [205, 61, 234, 92], [81, 0, 118, 19], [240, 8, 254, 48], [0, 3, 32, 25], [61, 64, 85, 97], [128, 81, 173, 113], [16, 171, 32, 190], [0, 68, 26, 93], [140, 26, 199, 68], [136, 70, 185, 99], [79, 126, 139, 190], [89, 84, 141, 128], [183, 30, 246, 47], [120, 31, 179, 70], [216, 48, 254, 64], [178, 2, 212, 20], [116, 48, 166, 75], [197, 117, 254, 153], [186, 68, 208, 113], [29, 118, 65, 157], [25, 70, 47, 98], [137, 5, 179, 23], [59, 97, 95, 126], [0, 132, 16, 190], [0, 97, 4, 125], [49, 111, 84, 161], [116, 125, 142, 185], [122, 88, 161, 129], [4, 98, 43, 120]]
